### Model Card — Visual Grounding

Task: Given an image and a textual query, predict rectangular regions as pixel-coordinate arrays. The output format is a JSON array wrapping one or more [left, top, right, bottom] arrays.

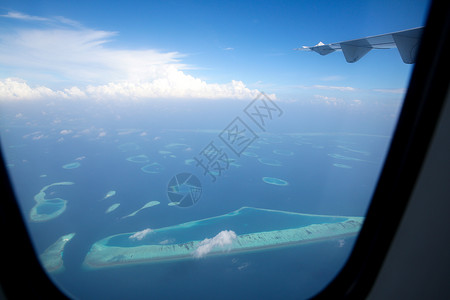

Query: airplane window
[[0, 1, 430, 299]]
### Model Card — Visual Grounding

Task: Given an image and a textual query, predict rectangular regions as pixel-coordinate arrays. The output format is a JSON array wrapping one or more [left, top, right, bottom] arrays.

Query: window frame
[[0, 0, 448, 298]]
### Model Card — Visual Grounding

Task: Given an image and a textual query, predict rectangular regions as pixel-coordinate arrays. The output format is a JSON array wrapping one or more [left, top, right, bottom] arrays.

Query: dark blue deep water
[[0, 100, 395, 299]]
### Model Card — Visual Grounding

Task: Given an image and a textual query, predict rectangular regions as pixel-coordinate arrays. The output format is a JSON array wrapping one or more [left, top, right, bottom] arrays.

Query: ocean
[[0, 98, 395, 299]]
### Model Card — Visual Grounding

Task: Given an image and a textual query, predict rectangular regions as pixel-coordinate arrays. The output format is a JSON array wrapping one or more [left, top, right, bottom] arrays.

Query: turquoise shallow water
[[36, 199, 65, 214], [126, 155, 150, 163], [62, 162, 80, 169], [106, 207, 348, 247], [262, 177, 288, 186]]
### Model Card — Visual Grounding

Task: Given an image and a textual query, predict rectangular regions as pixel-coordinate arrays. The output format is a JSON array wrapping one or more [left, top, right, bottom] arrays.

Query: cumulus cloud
[[193, 230, 237, 258], [314, 94, 338, 101], [0, 11, 265, 101], [0, 78, 67, 100], [159, 239, 174, 245], [129, 228, 153, 241], [313, 95, 364, 108], [0, 77, 262, 101], [59, 129, 72, 135], [313, 94, 349, 106], [32, 134, 45, 140]]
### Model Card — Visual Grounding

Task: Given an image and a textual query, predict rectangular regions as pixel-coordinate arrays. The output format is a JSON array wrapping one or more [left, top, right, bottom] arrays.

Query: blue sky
[[0, 0, 430, 102]]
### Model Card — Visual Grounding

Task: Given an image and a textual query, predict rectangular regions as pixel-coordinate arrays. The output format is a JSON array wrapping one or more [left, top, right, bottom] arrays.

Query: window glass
[[0, 1, 429, 299]]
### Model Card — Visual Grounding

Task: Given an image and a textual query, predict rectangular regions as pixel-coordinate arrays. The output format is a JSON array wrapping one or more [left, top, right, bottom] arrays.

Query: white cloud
[[295, 85, 356, 93], [224, 47, 234, 51], [0, 11, 266, 101], [311, 85, 355, 92], [314, 94, 337, 101], [159, 239, 174, 245], [60, 129, 72, 135], [0, 77, 263, 101], [193, 230, 237, 258], [23, 131, 42, 139], [320, 75, 345, 82], [313, 94, 347, 106], [313, 95, 364, 108], [129, 228, 153, 241], [0, 78, 66, 100], [0, 28, 180, 83], [373, 88, 406, 94], [52, 16, 83, 28], [32, 134, 45, 140], [84, 78, 260, 100], [1, 12, 50, 22]]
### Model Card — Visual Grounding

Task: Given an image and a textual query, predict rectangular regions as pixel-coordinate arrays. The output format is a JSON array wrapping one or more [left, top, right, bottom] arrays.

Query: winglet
[[392, 33, 421, 64], [340, 39, 372, 63], [297, 27, 423, 64]]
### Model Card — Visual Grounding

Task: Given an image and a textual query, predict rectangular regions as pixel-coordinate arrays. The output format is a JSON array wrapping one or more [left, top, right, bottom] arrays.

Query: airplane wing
[[297, 27, 423, 64]]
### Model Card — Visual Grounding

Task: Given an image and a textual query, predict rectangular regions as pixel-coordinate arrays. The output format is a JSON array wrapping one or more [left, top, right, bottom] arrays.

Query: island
[[141, 163, 164, 174], [103, 190, 116, 200], [262, 177, 289, 186], [83, 207, 363, 269], [106, 203, 120, 214], [40, 233, 75, 273], [121, 201, 160, 219], [126, 155, 150, 163], [30, 182, 74, 222], [62, 162, 81, 169]]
